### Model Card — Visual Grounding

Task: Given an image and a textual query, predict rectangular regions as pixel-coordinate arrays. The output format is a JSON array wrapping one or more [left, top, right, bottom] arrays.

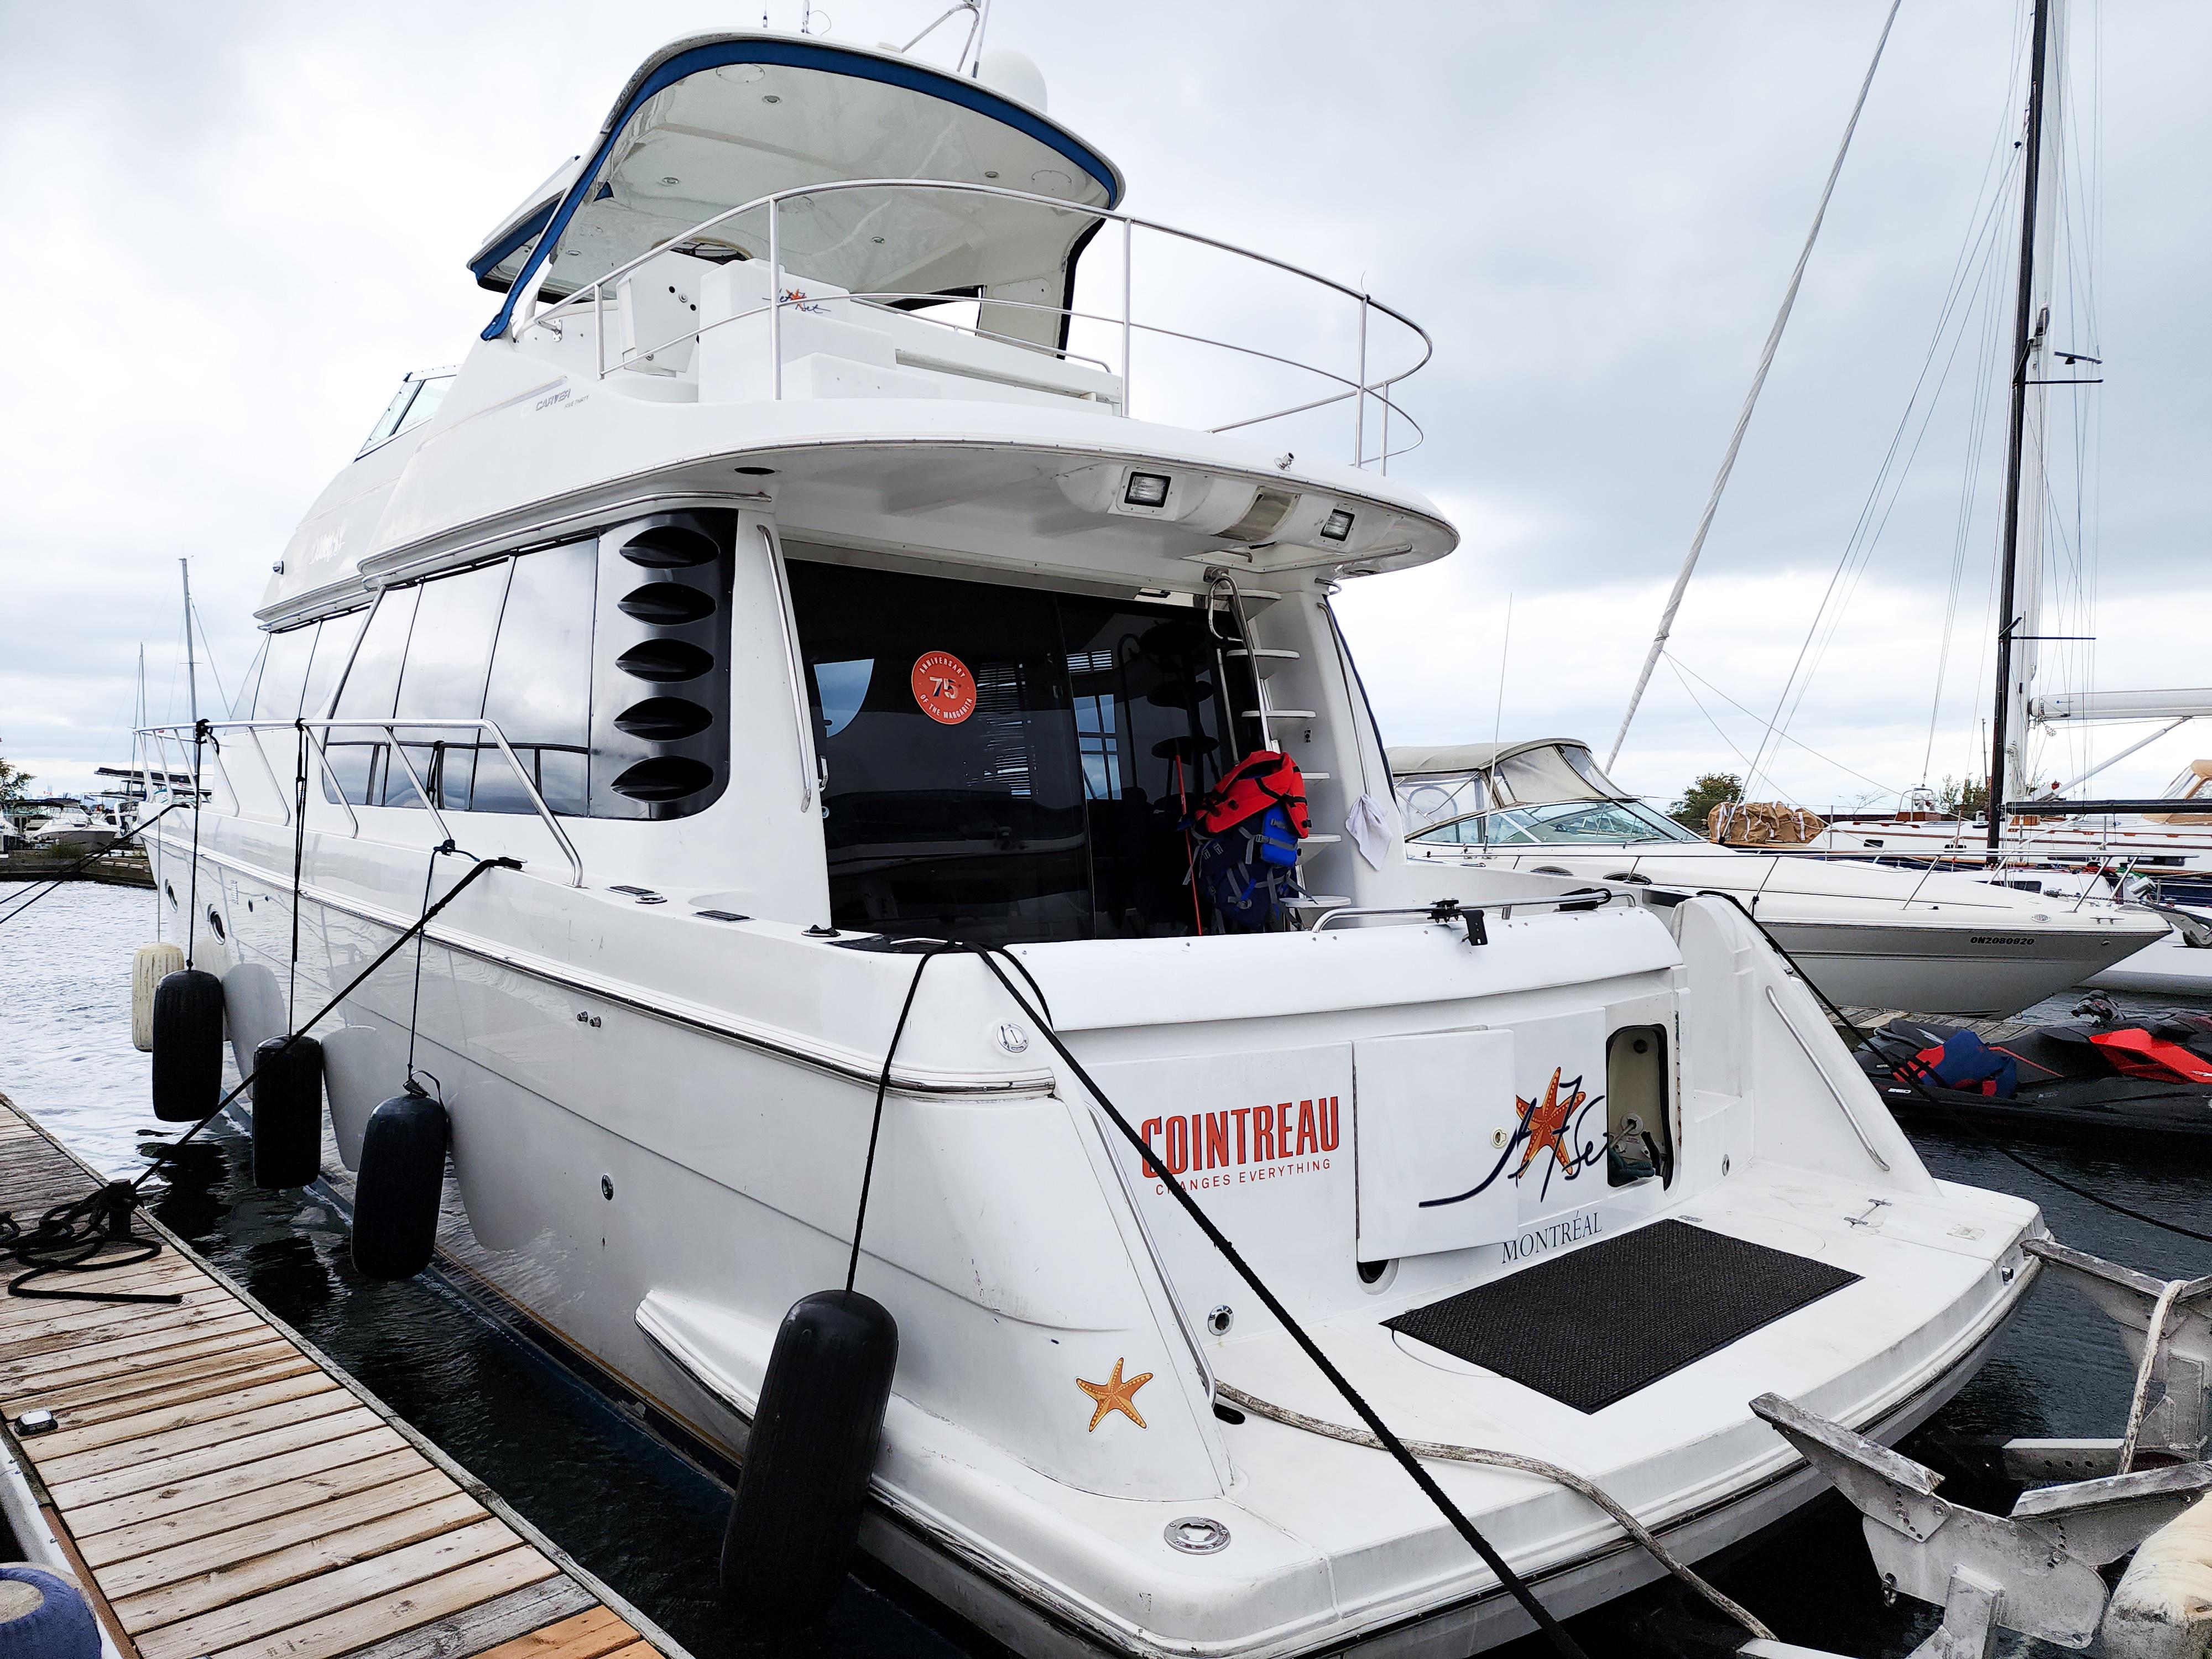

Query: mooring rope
[[1699, 888, 2212, 1249], [1212, 1383, 1771, 1639], [959, 947, 1594, 1659], [0, 852, 521, 1305], [0, 801, 184, 931]]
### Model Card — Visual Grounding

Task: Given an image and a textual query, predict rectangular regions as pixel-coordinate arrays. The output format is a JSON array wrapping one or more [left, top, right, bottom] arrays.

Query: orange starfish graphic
[[1076, 1358, 1153, 1432], [1511, 1068, 1585, 1179]]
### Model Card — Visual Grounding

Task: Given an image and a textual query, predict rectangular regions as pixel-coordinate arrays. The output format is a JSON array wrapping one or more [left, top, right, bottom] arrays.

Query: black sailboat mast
[[1986, 0, 2053, 852]]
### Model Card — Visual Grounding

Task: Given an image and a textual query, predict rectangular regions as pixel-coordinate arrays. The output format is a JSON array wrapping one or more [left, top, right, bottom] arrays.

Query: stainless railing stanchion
[[1354, 293, 1369, 467], [1121, 217, 1134, 415], [768, 200, 782, 401]]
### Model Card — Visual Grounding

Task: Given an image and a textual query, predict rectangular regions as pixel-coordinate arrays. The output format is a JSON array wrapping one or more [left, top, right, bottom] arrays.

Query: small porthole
[[207, 908, 226, 941], [164, 881, 177, 907], [1357, 1258, 1397, 1291]]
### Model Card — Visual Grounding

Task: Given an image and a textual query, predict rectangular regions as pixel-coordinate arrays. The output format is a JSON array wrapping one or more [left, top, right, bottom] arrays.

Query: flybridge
[[473, 35, 1122, 347], [458, 34, 1434, 482]]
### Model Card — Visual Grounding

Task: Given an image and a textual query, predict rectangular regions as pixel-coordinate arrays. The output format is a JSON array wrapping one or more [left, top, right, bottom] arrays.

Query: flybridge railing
[[510, 178, 1432, 472], [138, 719, 586, 888]]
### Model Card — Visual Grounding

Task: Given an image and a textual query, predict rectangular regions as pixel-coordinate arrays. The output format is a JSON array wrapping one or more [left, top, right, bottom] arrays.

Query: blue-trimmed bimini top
[[470, 33, 1125, 343]]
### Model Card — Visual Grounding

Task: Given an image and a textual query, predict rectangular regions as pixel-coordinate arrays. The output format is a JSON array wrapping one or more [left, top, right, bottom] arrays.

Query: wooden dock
[[0, 1095, 685, 1659]]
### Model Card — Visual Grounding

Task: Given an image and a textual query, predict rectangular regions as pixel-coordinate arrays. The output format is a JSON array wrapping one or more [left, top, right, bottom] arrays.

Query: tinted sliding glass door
[[787, 560, 1250, 945]]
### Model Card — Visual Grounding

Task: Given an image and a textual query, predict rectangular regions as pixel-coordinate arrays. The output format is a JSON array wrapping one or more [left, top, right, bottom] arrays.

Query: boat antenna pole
[[1606, 0, 1901, 771], [179, 557, 200, 730], [1986, 0, 2053, 852]]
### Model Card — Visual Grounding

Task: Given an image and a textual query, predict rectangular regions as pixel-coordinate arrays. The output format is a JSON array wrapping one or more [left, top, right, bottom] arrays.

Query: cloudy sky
[[3, 0, 2204, 810]]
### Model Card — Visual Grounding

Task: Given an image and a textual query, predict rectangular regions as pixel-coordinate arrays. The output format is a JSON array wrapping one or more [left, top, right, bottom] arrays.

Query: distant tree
[[1937, 773, 1989, 817], [0, 739, 31, 807], [1670, 771, 1743, 832]]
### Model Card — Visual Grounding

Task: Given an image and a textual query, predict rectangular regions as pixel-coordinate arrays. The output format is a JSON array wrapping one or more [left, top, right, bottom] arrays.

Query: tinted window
[[299, 608, 367, 720], [230, 638, 268, 722], [788, 561, 1248, 944], [326, 588, 419, 806], [254, 624, 317, 723], [477, 542, 595, 816], [389, 561, 511, 810]]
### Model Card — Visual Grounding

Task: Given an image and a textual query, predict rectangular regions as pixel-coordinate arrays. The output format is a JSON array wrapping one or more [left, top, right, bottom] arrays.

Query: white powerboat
[[142, 28, 2046, 1657], [26, 803, 121, 851], [1391, 740, 2166, 1018]]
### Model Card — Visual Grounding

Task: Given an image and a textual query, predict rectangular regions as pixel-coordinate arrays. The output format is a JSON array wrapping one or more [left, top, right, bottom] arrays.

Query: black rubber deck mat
[[1383, 1219, 1860, 1413]]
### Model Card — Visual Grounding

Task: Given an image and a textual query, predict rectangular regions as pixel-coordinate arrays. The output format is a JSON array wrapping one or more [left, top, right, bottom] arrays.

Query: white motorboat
[[141, 28, 2047, 1656], [1391, 740, 2166, 1019], [26, 803, 121, 851]]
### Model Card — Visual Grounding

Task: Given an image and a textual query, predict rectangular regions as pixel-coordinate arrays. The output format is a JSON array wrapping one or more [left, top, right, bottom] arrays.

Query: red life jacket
[[1193, 750, 1311, 839], [2088, 1029, 2212, 1085]]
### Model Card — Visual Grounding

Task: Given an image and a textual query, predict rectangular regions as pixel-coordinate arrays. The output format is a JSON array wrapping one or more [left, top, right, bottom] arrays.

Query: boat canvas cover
[[474, 35, 1124, 346]]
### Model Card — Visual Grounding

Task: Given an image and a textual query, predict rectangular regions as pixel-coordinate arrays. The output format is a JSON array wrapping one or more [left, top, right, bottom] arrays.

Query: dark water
[[4, 881, 2209, 1659]]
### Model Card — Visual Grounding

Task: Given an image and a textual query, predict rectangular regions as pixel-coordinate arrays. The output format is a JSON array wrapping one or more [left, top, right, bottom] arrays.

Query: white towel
[[1345, 792, 1394, 870]]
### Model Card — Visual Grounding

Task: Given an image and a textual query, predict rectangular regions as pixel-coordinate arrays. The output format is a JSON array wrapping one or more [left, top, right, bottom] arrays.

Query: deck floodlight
[[1123, 471, 1172, 509], [1320, 507, 1356, 543]]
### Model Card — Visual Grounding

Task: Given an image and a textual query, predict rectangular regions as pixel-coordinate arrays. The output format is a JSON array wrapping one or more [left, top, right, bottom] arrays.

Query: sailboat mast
[[180, 557, 200, 728], [1986, 0, 2053, 852]]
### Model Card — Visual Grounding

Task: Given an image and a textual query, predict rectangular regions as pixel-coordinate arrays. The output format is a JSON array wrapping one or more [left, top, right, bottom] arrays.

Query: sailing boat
[[1802, 0, 2212, 994]]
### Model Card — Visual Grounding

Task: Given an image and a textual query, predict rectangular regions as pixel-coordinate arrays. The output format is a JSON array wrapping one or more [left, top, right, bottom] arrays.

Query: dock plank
[[16, 1347, 314, 1425], [333, 1580, 600, 1659], [49, 1405, 390, 1509], [0, 1289, 236, 1355], [100, 1468, 466, 1599], [33, 1368, 338, 1458], [202, 1547, 559, 1659], [137, 1517, 527, 1659], [0, 1094, 673, 1659], [115, 1489, 487, 1632], [0, 1305, 264, 1371], [70, 1428, 414, 1546], [35, 1384, 354, 1484], [472, 1607, 641, 1659], [1, 1323, 289, 1400]]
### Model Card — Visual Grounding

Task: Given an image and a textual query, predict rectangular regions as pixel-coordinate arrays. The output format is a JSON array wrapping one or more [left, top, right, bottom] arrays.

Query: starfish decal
[[1076, 1358, 1153, 1432], [1512, 1068, 1585, 1180]]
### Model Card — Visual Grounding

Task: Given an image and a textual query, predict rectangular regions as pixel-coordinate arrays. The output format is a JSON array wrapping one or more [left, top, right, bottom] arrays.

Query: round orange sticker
[[910, 651, 977, 725]]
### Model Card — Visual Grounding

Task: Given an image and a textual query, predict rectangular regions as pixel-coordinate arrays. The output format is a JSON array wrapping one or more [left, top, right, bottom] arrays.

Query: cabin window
[[1605, 1025, 1673, 1187], [389, 560, 512, 811], [326, 587, 420, 805], [478, 541, 596, 816], [787, 559, 1253, 945], [300, 609, 368, 722], [357, 373, 455, 457], [231, 638, 268, 722], [253, 624, 319, 723]]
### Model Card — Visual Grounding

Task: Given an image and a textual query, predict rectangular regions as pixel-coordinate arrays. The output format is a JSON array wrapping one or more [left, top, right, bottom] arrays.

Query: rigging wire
[[1606, 0, 1904, 770], [1744, 145, 2025, 799], [1667, 654, 1899, 799]]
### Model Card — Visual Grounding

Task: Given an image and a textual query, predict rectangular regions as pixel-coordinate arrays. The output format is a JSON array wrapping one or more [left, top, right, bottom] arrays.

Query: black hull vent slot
[[610, 755, 717, 801], [618, 582, 718, 625], [616, 639, 714, 683], [620, 524, 719, 567], [614, 697, 713, 740], [589, 510, 736, 820]]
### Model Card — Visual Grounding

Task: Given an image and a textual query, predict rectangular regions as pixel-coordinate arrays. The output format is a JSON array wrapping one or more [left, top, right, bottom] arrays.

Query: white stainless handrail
[[523, 176, 1433, 467], [1762, 984, 1891, 1173], [594, 281, 1427, 459], [140, 718, 586, 888]]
